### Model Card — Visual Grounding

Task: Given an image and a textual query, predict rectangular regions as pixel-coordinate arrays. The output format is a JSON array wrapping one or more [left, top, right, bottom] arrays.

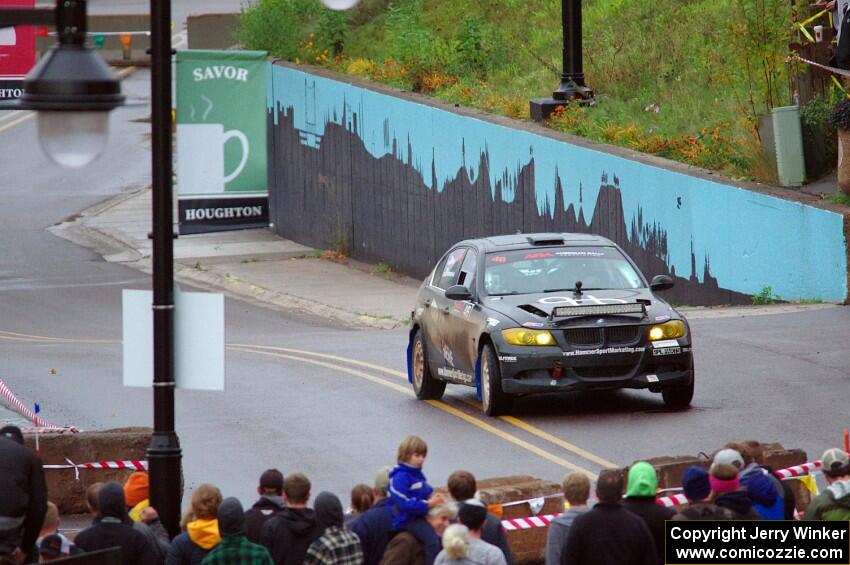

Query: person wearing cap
[[38, 533, 70, 562], [671, 467, 733, 520], [709, 463, 760, 520], [561, 469, 656, 565], [350, 467, 394, 565], [201, 498, 273, 565], [246, 469, 286, 544], [803, 448, 850, 521], [446, 470, 513, 565], [75, 480, 158, 565], [123, 471, 171, 563], [621, 462, 674, 565], [303, 492, 364, 565], [434, 499, 505, 565], [545, 472, 591, 565], [0, 425, 47, 565]]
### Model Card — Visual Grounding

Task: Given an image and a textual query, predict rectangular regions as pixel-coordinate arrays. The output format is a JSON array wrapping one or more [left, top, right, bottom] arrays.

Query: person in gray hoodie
[[545, 472, 591, 565]]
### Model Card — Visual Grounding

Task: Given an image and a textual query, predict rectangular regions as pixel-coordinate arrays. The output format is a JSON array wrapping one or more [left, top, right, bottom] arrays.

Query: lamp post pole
[[530, 0, 594, 122], [146, 0, 182, 539]]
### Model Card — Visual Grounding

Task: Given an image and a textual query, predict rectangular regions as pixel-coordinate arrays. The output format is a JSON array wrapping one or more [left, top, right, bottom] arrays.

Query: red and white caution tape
[[0, 379, 78, 433], [501, 513, 560, 531], [656, 493, 689, 508], [43, 458, 148, 480], [775, 460, 822, 479]]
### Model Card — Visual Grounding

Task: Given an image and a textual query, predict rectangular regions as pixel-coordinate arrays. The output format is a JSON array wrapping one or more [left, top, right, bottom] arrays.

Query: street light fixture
[[0, 0, 124, 167], [530, 0, 594, 122]]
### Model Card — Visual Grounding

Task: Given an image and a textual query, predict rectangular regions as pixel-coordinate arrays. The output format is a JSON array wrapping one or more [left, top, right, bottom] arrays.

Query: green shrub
[[752, 285, 780, 305], [237, 0, 320, 59]]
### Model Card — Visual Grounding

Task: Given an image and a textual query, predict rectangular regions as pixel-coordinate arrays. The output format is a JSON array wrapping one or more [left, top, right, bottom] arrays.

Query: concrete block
[[24, 427, 152, 515], [444, 476, 562, 565], [187, 13, 241, 50]]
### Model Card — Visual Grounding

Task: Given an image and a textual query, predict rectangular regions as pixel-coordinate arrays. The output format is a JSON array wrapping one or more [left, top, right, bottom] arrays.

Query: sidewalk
[[50, 188, 421, 329], [50, 188, 839, 330]]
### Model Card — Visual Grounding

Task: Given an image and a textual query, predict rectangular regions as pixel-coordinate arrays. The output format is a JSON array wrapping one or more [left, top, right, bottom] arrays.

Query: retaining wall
[[267, 62, 850, 305]]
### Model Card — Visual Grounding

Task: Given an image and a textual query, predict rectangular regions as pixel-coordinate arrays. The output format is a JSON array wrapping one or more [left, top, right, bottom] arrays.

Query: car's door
[[445, 249, 481, 382], [427, 247, 468, 374], [421, 247, 467, 370]]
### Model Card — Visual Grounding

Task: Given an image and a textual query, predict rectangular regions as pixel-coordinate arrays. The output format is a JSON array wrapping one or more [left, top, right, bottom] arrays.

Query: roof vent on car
[[526, 235, 565, 246]]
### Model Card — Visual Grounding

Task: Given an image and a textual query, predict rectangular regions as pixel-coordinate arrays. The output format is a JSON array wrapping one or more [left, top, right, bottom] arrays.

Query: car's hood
[[482, 288, 676, 327]]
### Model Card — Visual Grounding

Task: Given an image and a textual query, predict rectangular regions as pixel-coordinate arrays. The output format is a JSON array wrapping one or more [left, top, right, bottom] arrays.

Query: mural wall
[[267, 64, 848, 305]]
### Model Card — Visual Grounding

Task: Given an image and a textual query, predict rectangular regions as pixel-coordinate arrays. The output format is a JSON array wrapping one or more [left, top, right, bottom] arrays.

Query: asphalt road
[[1, 67, 849, 509]]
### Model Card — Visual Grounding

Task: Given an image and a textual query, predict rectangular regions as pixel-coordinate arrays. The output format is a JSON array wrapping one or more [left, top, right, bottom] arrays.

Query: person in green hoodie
[[167, 484, 223, 565], [621, 462, 673, 565], [804, 448, 850, 521]]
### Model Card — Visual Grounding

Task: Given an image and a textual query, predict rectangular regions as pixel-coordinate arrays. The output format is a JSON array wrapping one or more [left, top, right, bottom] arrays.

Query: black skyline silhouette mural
[[268, 100, 751, 306]]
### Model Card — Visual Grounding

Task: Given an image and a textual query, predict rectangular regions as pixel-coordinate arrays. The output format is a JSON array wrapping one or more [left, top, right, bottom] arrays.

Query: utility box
[[759, 105, 806, 188]]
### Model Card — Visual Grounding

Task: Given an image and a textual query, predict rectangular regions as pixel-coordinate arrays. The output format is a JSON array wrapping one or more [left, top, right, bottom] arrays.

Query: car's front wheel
[[661, 363, 694, 409], [411, 329, 446, 400], [480, 343, 512, 416]]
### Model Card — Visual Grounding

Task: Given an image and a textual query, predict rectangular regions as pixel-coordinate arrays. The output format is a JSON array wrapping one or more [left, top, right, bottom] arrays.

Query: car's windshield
[[484, 246, 644, 295]]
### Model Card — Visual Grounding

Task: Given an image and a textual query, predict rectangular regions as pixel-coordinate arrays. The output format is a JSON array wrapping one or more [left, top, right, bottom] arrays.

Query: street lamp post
[[530, 0, 594, 122], [1, 0, 182, 538], [147, 0, 182, 539]]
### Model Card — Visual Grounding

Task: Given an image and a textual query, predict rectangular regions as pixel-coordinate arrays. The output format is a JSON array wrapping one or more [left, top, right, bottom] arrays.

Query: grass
[[238, 0, 808, 183], [751, 285, 780, 305], [826, 192, 850, 206], [373, 261, 393, 274]]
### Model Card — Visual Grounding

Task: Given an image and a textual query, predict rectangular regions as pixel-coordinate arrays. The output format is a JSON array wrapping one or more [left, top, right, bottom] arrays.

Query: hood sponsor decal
[[522, 322, 546, 328], [563, 346, 644, 357], [486, 317, 500, 328], [539, 295, 629, 305]]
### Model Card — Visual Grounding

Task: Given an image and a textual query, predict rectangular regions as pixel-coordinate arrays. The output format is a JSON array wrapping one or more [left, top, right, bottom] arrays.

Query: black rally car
[[406, 233, 694, 416]]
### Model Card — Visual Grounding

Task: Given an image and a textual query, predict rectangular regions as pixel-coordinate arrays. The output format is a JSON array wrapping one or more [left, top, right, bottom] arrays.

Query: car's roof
[[457, 232, 616, 252]]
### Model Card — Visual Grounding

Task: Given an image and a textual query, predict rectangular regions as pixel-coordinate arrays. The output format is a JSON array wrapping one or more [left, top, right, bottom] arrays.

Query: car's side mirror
[[445, 285, 473, 301], [650, 274, 675, 292]]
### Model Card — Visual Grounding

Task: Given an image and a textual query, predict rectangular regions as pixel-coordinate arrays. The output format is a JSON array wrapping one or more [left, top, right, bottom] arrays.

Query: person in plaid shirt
[[304, 492, 364, 565], [202, 498, 273, 565]]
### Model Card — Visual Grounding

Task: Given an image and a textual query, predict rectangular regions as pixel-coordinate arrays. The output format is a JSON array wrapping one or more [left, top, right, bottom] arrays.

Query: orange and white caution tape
[[0, 379, 78, 433], [775, 460, 822, 479]]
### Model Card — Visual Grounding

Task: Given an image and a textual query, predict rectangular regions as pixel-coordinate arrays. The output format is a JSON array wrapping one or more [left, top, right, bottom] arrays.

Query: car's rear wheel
[[480, 343, 512, 416], [661, 363, 694, 409], [412, 329, 446, 400]]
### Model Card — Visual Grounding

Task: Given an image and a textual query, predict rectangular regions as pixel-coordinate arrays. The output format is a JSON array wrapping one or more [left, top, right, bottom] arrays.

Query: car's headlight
[[501, 328, 556, 346], [648, 320, 686, 341]]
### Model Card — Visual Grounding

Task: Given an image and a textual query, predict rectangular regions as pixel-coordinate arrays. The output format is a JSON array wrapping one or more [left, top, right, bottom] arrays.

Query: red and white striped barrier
[[502, 459, 827, 528], [656, 493, 689, 508], [775, 460, 822, 479], [0, 379, 78, 433], [501, 513, 560, 531], [43, 458, 148, 480]]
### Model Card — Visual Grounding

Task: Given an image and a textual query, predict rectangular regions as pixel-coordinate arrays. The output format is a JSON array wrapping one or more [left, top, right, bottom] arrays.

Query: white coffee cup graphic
[[0, 27, 16, 46], [177, 123, 249, 194]]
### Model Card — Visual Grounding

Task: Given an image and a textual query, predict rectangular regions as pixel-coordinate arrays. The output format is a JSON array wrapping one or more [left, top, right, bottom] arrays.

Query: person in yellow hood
[[166, 484, 222, 565]]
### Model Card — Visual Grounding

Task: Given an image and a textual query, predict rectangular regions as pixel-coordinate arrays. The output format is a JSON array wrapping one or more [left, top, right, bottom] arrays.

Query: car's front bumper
[[496, 338, 692, 394]]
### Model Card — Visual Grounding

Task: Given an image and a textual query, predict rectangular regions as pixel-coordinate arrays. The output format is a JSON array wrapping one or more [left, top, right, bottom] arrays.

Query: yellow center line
[[0, 112, 33, 134], [228, 345, 598, 479], [0, 110, 22, 124], [1, 332, 614, 471]]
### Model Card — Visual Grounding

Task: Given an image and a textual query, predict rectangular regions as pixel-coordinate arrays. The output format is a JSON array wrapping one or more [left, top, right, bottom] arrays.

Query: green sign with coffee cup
[[176, 50, 269, 234]]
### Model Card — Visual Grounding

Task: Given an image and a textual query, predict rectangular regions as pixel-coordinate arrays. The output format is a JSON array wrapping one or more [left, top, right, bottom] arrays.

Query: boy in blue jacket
[[388, 435, 444, 565]]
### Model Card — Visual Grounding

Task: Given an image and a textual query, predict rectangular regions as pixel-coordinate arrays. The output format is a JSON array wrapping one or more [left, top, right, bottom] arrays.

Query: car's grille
[[563, 326, 640, 347], [573, 365, 634, 379], [606, 325, 640, 345], [564, 328, 602, 346]]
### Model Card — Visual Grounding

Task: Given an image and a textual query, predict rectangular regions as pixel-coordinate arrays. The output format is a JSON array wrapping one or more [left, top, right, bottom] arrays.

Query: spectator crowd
[[2, 424, 849, 565]]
